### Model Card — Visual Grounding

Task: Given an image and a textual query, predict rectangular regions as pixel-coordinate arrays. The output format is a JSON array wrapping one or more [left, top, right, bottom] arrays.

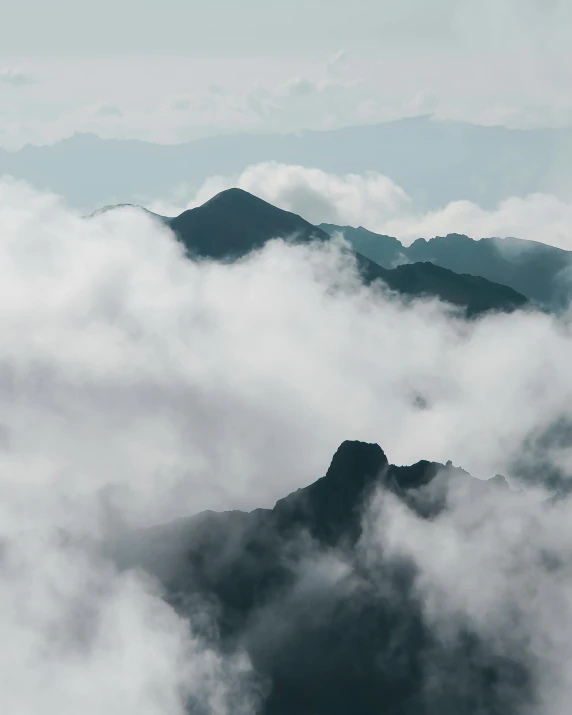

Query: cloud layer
[[3, 178, 572, 712], [2, 176, 569, 515], [3, 24, 572, 150], [362, 470, 572, 714]]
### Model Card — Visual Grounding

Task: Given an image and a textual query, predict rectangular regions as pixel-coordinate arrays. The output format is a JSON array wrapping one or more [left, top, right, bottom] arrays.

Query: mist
[[360, 470, 572, 714], [2, 177, 572, 712]]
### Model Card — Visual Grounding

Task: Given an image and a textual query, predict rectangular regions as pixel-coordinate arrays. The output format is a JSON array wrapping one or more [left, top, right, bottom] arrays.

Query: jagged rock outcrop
[[114, 440, 525, 715]]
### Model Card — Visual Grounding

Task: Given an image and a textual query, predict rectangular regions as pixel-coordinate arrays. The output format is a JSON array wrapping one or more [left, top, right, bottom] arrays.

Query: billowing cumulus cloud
[[151, 162, 410, 230], [0, 531, 256, 715], [151, 162, 572, 250], [384, 193, 572, 251], [361, 471, 572, 714], [3, 178, 572, 712], [3, 172, 559, 496]]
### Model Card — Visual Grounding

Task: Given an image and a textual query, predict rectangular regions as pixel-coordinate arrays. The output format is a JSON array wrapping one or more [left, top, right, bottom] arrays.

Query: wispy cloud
[[0, 68, 37, 87]]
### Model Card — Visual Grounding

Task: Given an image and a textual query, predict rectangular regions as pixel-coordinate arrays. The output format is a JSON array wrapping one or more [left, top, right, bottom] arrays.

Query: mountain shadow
[[114, 441, 529, 715]]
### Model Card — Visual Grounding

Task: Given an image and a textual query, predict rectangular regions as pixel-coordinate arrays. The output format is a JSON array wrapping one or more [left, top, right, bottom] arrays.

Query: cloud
[[326, 49, 350, 78], [4, 177, 572, 711], [383, 193, 572, 250], [95, 103, 124, 118], [5, 26, 572, 151], [152, 163, 572, 250], [281, 78, 319, 98], [0, 68, 36, 87], [4, 176, 572, 510], [360, 471, 572, 713], [148, 162, 412, 230], [0, 530, 256, 715]]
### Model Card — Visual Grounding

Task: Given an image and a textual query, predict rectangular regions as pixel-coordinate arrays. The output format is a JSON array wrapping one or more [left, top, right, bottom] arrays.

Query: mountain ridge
[[321, 223, 572, 307], [158, 189, 528, 315], [114, 440, 522, 715], [6, 115, 572, 211], [92, 189, 528, 315]]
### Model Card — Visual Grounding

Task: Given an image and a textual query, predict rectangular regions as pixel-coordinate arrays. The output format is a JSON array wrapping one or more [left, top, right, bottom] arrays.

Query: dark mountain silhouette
[[357, 257, 527, 317], [115, 441, 528, 715], [321, 224, 572, 308], [168, 188, 330, 259], [163, 189, 527, 315]]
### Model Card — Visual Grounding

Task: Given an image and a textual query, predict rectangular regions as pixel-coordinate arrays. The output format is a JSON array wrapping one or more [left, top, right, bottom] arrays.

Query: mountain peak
[[203, 187, 262, 206], [165, 193, 529, 314], [168, 188, 329, 260], [324, 440, 388, 487], [272, 441, 388, 545]]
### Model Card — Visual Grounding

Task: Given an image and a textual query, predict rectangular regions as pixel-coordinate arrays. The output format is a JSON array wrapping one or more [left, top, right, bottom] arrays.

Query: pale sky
[[2, 0, 569, 55], [2, 0, 572, 148]]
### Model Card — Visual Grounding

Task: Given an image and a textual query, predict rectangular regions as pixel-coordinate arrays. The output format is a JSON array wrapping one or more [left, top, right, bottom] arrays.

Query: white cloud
[[152, 162, 572, 250], [383, 193, 572, 250], [148, 162, 412, 229], [3, 176, 572, 510], [361, 472, 572, 713], [0, 531, 255, 715], [4, 178, 572, 712]]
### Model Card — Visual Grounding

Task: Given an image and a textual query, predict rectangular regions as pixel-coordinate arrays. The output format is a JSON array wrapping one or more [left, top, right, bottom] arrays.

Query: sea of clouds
[[2, 176, 572, 713]]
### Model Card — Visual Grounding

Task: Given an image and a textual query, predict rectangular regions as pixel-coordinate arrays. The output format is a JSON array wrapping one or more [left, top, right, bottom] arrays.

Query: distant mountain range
[[115, 440, 519, 715], [123, 188, 525, 316], [5, 116, 572, 210], [321, 224, 572, 308]]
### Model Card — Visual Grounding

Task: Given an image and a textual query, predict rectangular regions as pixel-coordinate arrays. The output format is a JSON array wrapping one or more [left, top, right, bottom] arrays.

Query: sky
[[2, 0, 572, 149]]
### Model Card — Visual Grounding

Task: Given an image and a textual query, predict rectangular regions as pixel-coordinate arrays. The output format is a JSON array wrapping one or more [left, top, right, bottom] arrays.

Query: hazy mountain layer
[[321, 224, 572, 307], [5, 116, 572, 210]]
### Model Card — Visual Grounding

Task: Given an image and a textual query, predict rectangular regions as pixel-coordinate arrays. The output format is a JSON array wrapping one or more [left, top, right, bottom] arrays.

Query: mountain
[[159, 189, 527, 315], [115, 441, 522, 715], [5, 116, 572, 211], [90, 203, 169, 222], [406, 234, 571, 308], [321, 225, 406, 268], [168, 188, 329, 259], [321, 224, 572, 308], [357, 258, 527, 316]]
